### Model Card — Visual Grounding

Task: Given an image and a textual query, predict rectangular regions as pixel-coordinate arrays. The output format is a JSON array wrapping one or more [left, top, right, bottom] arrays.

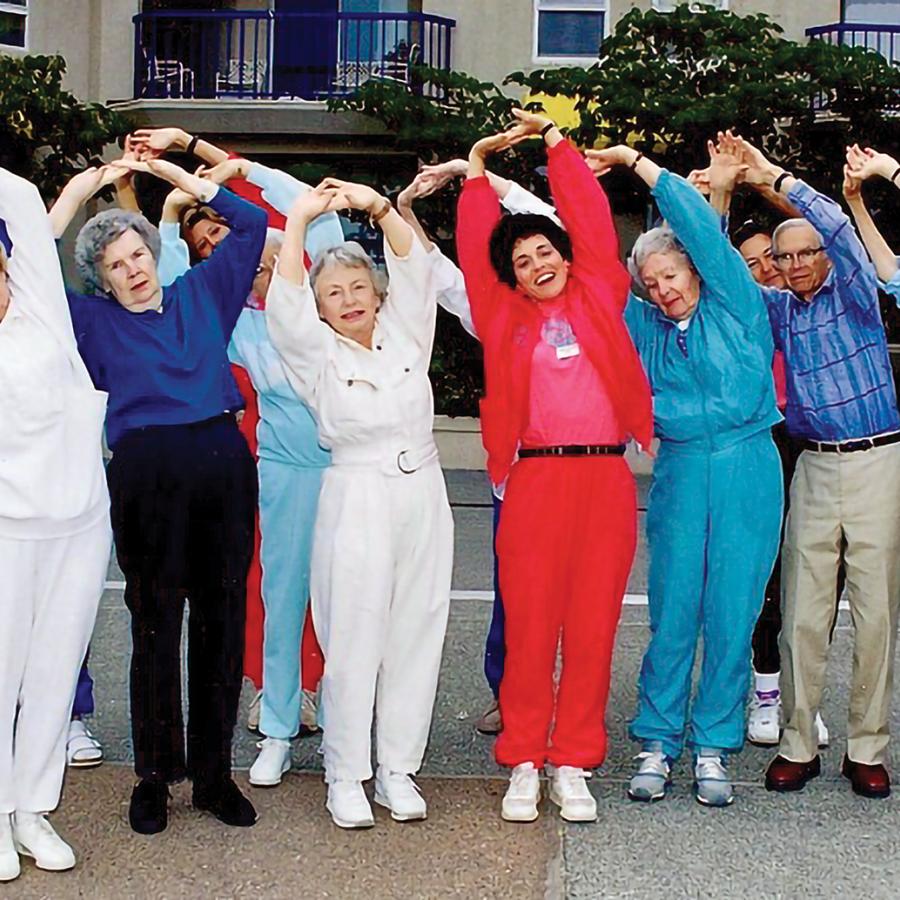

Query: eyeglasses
[[772, 247, 824, 269]]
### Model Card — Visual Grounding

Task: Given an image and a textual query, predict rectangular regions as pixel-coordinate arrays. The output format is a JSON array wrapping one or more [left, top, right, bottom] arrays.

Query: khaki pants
[[780, 441, 900, 765]]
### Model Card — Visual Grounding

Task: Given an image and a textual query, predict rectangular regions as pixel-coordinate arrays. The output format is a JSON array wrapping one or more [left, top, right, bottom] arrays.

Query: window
[[652, 1, 729, 10], [0, 0, 27, 49], [533, 1, 607, 62]]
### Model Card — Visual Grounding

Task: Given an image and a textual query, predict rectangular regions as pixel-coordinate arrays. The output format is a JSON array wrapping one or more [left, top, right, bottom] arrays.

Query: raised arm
[[48, 166, 122, 238], [156, 187, 193, 286], [0, 166, 72, 332], [130, 127, 228, 167], [265, 186, 340, 403], [845, 145, 898, 283]]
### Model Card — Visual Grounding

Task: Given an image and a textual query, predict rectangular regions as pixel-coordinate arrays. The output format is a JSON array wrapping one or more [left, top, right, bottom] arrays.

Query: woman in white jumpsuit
[[267, 179, 454, 829], [0, 167, 111, 880]]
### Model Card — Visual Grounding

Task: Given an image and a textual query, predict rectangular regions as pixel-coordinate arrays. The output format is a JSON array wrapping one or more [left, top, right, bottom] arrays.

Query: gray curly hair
[[309, 241, 388, 303], [75, 209, 161, 294], [627, 225, 693, 292]]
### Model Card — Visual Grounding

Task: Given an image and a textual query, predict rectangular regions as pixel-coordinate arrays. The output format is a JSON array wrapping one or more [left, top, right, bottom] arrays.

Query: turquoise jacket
[[624, 171, 781, 451]]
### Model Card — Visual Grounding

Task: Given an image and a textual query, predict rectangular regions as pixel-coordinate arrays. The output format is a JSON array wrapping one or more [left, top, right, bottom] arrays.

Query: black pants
[[752, 422, 842, 674], [108, 415, 257, 785]]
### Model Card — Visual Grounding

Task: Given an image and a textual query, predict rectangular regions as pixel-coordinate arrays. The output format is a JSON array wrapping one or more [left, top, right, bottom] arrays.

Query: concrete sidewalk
[[13, 471, 900, 899]]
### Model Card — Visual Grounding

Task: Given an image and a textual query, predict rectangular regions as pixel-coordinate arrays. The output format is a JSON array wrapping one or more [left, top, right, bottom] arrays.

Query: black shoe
[[129, 780, 170, 834], [192, 777, 258, 827]]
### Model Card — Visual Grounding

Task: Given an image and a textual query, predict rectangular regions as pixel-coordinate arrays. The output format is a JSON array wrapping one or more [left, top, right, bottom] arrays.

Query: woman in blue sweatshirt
[[50, 157, 267, 836]]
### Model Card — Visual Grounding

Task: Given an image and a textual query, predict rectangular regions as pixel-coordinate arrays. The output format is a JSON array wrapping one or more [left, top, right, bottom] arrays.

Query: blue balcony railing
[[133, 9, 455, 101], [806, 22, 900, 67]]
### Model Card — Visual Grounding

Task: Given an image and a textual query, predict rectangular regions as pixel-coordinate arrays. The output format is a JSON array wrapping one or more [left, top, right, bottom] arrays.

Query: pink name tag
[[556, 343, 580, 360]]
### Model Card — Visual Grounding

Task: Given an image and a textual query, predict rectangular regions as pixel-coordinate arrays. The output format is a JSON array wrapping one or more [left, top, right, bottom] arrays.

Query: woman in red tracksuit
[[456, 110, 653, 823]]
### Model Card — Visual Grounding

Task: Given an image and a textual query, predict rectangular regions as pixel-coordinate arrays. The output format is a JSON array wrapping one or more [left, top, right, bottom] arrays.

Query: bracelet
[[369, 198, 392, 225], [773, 171, 792, 194], [185, 135, 199, 157], [630, 151, 644, 171], [890, 165, 900, 185], [540, 121, 555, 138]]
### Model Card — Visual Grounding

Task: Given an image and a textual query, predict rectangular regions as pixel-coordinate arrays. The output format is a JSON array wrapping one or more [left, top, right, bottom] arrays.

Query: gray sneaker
[[693, 752, 734, 807], [628, 746, 671, 802]]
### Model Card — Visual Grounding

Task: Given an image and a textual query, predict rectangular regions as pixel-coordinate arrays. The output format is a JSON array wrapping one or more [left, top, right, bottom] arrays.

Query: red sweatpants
[[494, 456, 636, 769]]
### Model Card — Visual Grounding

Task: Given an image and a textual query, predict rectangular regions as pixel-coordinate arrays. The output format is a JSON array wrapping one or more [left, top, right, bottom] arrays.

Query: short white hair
[[628, 225, 692, 291], [771, 218, 825, 254], [309, 241, 387, 302]]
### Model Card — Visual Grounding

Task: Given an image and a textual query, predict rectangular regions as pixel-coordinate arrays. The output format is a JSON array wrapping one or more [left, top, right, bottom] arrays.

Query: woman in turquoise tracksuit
[[157, 163, 345, 786], [586, 143, 783, 807]]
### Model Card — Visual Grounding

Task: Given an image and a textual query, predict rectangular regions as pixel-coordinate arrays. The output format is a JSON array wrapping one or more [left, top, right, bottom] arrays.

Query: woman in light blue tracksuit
[[587, 143, 783, 807]]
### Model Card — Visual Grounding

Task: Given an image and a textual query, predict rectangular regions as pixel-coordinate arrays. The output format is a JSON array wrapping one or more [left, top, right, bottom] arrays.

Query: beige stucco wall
[[424, 0, 846, 86], [5, 0, 138, 102]]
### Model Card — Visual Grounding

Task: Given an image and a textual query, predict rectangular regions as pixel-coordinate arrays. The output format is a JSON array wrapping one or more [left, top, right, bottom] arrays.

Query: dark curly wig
[[488, 213, 572, 289]]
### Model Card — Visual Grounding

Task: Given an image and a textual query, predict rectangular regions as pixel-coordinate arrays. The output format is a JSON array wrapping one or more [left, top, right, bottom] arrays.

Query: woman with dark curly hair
[[456, 110, 653, 824]]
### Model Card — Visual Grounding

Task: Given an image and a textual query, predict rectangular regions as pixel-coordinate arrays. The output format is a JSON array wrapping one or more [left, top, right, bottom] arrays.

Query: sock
[[754, 670, 780, 695]]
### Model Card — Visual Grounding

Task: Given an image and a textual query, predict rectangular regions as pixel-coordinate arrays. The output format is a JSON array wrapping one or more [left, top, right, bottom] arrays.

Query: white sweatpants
[[0, 516, 111, 812], [311, 459, 454, 783]]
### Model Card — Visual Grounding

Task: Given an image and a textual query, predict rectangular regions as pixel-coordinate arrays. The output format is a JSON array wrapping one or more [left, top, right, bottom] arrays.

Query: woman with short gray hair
[[50, 155, 267, 836], [267, 178, 453, 830], [586, 141, 783, 809]]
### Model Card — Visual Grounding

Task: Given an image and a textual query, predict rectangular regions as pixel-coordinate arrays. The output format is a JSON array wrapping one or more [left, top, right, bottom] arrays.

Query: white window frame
[[532, 0, 609, 65], [0, 0, 28, 51], [652, 1, 730, 11]]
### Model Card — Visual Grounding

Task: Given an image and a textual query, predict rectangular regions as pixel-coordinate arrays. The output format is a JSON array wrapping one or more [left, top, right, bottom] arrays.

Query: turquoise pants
[[630, 430, 783, 759], [258, 459, 323, 740]]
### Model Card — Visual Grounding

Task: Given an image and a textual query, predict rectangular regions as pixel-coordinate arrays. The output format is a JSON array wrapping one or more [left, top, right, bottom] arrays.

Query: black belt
[[802, 432, 900, 454], [518, 444, 627, 458]]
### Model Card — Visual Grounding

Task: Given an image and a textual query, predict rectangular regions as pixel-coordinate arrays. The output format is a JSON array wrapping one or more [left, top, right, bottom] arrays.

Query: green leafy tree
[[0, 54, 128, 201]]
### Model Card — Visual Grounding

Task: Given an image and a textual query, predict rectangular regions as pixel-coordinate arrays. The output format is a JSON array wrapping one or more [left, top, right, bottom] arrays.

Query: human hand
[[722, 131, 779, 186], [846, 144, 898, 182], [583, 145, 635, 176], [469, 126, 531, 162], [196, 157, 250, 185], [707, 134, 748, 193], [686, 167, 711, 196], [64, 165, 122, 202], [842, 163, 863, 201], [398, 171, 443, 208], [130, 127, 190, 159], [288, 182, 343, 224], [316, 177, 384, 214], [509, 107, 554, 136]]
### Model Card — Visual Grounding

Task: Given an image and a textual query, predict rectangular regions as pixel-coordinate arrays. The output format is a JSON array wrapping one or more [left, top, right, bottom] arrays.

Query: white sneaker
[[548, 765, 597, 822], [326, 781, 374, 829], [693, 753, 734, 808], [815, 712, 830, 748], [66, 719, 103, 768], [374, 767, 427, 822], [249, 738, 291, 787], [0, 815, 19, 882], [12, 812, 75, 871], [501, 763, 541, 822], [747, 689, 781, 746], [627, 748, 671, 802], [246, 689, 262, 735]]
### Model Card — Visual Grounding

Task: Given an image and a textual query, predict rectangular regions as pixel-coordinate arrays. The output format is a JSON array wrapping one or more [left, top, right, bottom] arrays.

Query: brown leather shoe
[[765, 755, 821, 792], [842, 756, 891, 799]]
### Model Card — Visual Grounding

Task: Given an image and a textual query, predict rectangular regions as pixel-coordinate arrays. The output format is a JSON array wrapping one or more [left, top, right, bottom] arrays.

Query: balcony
[[133, 8, 455, 101], [806, 22, 900, 66]]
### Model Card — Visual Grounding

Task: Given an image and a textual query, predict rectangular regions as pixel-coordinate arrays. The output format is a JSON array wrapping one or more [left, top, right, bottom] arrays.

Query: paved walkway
[[13, 472, 900, 899]]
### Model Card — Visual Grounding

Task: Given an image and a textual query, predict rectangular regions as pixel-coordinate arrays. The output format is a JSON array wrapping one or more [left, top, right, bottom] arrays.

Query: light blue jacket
[[624, 170, 780, 451]]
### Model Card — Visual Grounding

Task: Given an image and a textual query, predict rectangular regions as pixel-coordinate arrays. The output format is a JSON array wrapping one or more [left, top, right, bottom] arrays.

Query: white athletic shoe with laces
[[12, 812, 75, 871], [0, 814, 19, 882], [548, 765, 597, 822], [249, 737, 291, 787], [747, 689, 781, 745], [693, 753, 734, 807], [374, 767, 427, 821], [628, 747, 671, 802], [326, 781, 374, 829], [501, 763, 541, 822]]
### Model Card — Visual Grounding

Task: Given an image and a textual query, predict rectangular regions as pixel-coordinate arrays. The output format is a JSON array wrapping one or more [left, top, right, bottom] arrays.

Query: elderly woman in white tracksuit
[[267, 178, 453, 830], [0, 167, 110, 881]]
